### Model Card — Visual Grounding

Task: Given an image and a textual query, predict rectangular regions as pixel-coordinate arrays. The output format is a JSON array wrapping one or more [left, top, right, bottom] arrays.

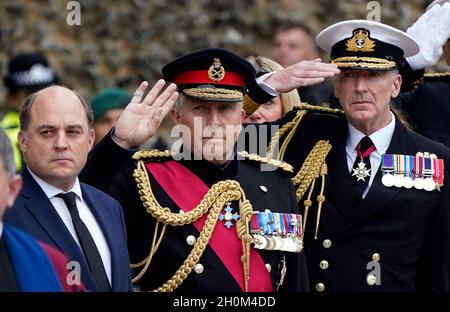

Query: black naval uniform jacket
[[80, 134, 309, 292], [395, 73, 450, 147], [266, 109, 450, 292]]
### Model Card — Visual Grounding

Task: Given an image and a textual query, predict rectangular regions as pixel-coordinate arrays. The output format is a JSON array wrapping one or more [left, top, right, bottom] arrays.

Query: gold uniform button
[[319, 260, 329, 270], [372, 253, 380, 262], [367, 274, 377, 286], [186, 235, 196, 246], [322, 239, 332, 249], [194, 263, 204, 274], [265, 263, 271, 273], [315, 283, 325, 292]]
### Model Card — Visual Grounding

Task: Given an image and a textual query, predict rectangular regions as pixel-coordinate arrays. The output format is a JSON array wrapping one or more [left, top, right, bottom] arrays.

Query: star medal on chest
[[352, 158, 371, 182], [219, 202, 240, 229]]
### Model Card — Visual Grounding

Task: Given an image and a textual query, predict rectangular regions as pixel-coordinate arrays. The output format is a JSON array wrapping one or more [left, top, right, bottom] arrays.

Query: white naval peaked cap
[[316, 19, 419, 58], [316, 20, 419, 70]]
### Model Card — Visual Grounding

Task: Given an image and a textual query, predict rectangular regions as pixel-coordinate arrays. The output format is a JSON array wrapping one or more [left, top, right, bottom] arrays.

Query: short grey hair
[[0, 128, 17, 178], [174, 93, 185, 113], [19, 87, 94, 131]]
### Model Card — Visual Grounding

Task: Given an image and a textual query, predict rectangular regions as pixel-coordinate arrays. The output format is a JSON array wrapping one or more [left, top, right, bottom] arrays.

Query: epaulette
[[293, 103, 345, 116], [132, 149, 173, 161], [267, 103, 343, 159], [423, 72, 450, 83], [238, 151, 293, 173]]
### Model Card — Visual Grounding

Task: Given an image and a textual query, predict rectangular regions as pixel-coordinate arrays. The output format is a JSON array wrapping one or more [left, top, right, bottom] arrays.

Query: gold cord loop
[[132, 159, 253, 292]]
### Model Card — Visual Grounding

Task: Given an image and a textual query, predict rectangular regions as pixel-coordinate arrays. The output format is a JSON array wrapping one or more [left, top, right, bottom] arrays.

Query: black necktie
[[351, 136, 375, 199], [56, 192, 111, 291]]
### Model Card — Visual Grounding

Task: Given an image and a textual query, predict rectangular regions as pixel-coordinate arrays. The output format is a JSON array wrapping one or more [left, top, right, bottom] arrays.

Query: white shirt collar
[[0, 222, 3, 238], [28, 166, 83, 201], [347, 112, 396, 154]]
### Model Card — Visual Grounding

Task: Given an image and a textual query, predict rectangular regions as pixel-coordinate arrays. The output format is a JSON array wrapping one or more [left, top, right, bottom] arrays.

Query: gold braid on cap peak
[[183, 87, 243, 101], [332, 56, 396, 70], [238, 151, 293, 173], [410, 72, 450, 88], [132, 159, 254, 292]]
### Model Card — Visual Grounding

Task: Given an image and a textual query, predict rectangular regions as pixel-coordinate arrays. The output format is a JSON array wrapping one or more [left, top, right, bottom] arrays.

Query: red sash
[[146, 160, 272, 291]]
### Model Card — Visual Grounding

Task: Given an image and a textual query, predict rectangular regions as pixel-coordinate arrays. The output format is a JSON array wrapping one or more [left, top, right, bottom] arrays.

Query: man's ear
[[6, 174, 22, 208], [391, 73, 402, 98], [87, 128, 95, 152], [18, 130, 27, 153], [240, 108, 246, 123], [170, 108, 181, 124]]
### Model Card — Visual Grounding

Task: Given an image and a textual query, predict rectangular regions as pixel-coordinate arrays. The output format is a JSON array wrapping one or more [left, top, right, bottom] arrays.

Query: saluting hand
[[264, 58, 340, 93], [112, 80, 178, 149]]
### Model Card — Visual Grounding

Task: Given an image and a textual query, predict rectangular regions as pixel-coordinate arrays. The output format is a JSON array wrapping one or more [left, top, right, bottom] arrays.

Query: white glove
[[406, 3, 450, 70]]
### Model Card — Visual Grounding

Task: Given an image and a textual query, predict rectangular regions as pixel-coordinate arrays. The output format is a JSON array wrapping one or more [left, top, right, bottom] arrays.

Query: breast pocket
[[392, 189, 439, 217]]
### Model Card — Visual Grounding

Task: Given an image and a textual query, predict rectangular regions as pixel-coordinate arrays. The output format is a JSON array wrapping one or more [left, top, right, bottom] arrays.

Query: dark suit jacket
[[4, 167, 133, 292], [277, 110, 450, 291]]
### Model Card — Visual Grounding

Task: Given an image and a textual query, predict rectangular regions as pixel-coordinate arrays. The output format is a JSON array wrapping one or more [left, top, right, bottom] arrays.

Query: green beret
[[90, 88, 131, 121]]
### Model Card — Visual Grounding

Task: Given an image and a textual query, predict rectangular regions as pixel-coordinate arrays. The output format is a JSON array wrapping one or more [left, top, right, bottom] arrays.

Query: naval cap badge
[[346, 28, 376, 52]]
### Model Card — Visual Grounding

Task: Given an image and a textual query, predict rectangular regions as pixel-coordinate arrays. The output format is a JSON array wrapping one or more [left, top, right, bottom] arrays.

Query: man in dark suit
[[4, 86, 132, 292], [259, 19, 450, 291], [0, 128, 84, 292]]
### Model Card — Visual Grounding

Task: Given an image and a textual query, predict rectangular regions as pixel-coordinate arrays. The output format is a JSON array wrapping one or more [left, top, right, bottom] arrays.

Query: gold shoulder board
[[238, 151, 293, 173], [132, 149, 173, 161], [293, 103, 344, 116]]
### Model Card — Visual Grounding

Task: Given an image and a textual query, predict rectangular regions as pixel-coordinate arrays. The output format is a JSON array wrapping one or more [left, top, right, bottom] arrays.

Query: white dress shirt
[[346, 112, 396, 198], [0, 222, 3, 238], [28, 168, 112, 285]]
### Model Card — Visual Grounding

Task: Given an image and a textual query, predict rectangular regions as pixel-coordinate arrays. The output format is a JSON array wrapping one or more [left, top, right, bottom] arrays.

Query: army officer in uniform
[[81, 49, 310, 292]]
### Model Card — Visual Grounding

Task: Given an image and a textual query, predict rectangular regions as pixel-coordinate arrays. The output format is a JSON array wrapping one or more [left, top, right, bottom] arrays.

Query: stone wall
[[0, 0, 432, 104]]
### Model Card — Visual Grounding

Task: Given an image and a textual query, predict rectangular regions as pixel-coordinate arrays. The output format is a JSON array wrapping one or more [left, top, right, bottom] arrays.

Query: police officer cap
[[162, 48, 256, 102], [4, 53, 58, 92], [316, 20, 419, 71]]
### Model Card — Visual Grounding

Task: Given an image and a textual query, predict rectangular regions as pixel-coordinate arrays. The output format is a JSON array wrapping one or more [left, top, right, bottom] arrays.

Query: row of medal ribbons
[[249, 210, 303, 253], [381, 152, 444, 191]]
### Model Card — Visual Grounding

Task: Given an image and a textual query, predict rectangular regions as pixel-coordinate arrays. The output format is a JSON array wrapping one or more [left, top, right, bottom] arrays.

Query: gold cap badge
[[208, 57, 225, 82], [346, 28, 376, 52]]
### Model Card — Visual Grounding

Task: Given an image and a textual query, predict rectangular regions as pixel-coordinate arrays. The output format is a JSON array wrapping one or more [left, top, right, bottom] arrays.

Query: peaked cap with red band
[[162, 48, 256, 102]]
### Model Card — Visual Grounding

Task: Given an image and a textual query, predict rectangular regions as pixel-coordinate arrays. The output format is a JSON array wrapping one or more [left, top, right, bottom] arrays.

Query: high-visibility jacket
[[0, 111, 22, 171]]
